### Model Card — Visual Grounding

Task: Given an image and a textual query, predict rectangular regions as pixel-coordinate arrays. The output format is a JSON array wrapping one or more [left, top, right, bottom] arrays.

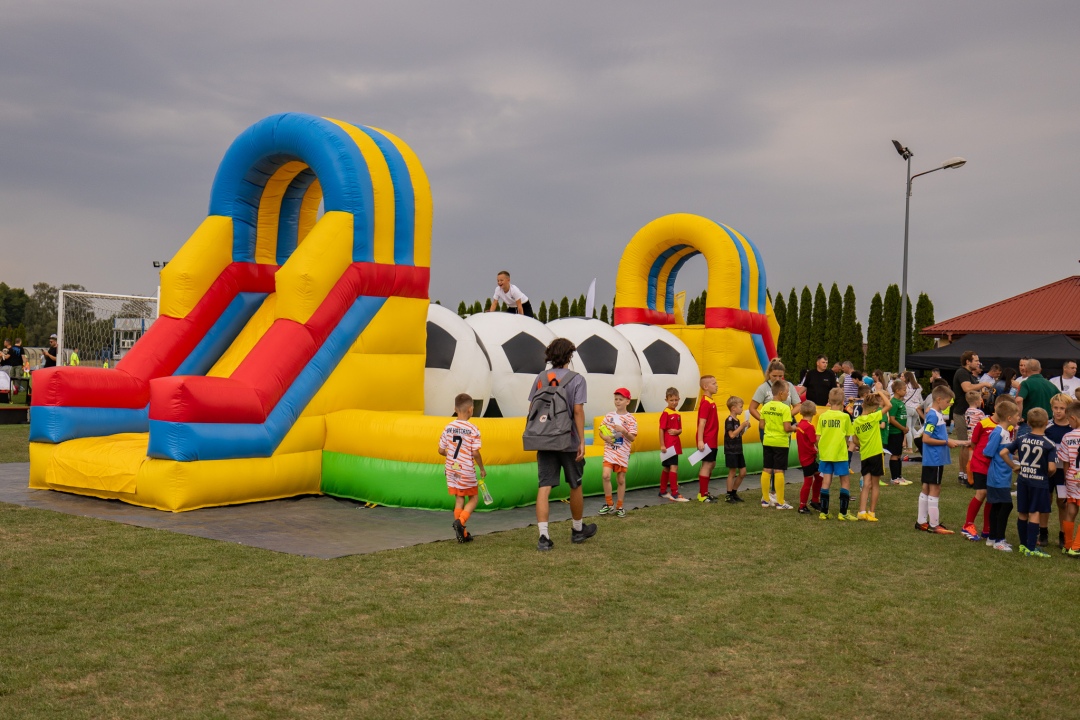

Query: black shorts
[[971, 472, 987, 490], [860, 453, 884, 478], [801, 461, 819, 479], [661, 453, 679, 468], [537, 450, 584, 489], [701, 448, 718, 464], [886, 433, 903, 456], [921, 465, 944, 486], [987, 486, 1013, 505], [761, 445, 789, 471], [1017, 480, 1052, 514], [1050, 469, 1065, 488], [503, 300, 535, 318], [724, 452, 744, 469]]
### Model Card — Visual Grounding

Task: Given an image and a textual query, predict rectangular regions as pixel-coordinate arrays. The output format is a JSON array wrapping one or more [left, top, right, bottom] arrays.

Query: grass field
[[2, 437, 1078, 718], [0, 424, 30, 464]]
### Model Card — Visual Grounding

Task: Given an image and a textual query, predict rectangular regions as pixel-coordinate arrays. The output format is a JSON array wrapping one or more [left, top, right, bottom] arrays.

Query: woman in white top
[[902, 371, 924, 450], [486, 271, 534, 317]]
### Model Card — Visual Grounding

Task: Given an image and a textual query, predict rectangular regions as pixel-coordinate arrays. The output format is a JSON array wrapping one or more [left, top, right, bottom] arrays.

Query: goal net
[[57, 291, 159, 368]]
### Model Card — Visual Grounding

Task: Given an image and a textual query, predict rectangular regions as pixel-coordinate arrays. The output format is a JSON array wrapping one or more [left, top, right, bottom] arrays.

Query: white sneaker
[[993, 540, 1013, 552], [986, 538, 994, 547], [760, 500, 773, 508], [660, 492, 675, 501], [769, 493, 777, 505], [775, 503, 793, 510]]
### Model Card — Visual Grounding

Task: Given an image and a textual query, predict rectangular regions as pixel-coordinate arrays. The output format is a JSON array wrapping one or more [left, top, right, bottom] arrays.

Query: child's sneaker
[[844, 512, 858, 521], [837, 512, 849, 522], [986, 537, 995, 547], [775, 503, 793, 510], [1030, 548, 1051, 558], [537, 535, 554, 552], [670, 492, 689, 503], [1064, 548, 1080, 558], [660, 492, 674, 501], [453, 519, 466, 543], [897, 479, 913, 486], [993, 540, 1013, 552], [961, 524, 979, 541], [878, 480, 889, 487], [809, 501, 822, 512], [760, 499, 773, 508], [598, 504, 614, 515], [732, 494, 746, 503], [857, 511, 869, 520], [798, 505, 811, 514], [930, 524, 955, 535], [725, 493, 738, 503], [615, 507, 626, 518], [864, 512, 879, 522], [697, 493, 717, 503], [769, 493, 777, 505], [914, 522, 929, 532], [819, 512, 830, 520]]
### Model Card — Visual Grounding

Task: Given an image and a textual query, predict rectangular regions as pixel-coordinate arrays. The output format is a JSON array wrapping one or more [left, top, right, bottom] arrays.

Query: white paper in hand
[[660, 446, 677, 461], [688, 445, 711, 465]]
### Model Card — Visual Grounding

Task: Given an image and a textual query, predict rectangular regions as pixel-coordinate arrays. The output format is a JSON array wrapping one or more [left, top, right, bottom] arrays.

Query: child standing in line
[[854, 388, 892, 522], [659, 387, 689, 502], [599, 388, 639, 518], [1056, 402, 1080, 556], [816, 387, 856, 521], [1043, 394, 1073, 547], [963, 406, 1004, 541], [1001, 407, 1057, 558], [885, 379, 910, 485], [696, 375, 720, 503], [917, 385, 965, 535], [759, 380, 795, 510], [724, 396, 750, 503], [796, 400, 824, 514], [960, 390, 987, 488], [439, 393, 486, 544], [982, 399, 1021, 551]]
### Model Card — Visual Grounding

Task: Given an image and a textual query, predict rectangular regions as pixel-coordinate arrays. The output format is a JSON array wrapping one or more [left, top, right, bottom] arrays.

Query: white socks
[[538, 522, 549, 538], [572, 519, 583, 531], [928, 496, 940, 527], [918, 493, 929, 525]]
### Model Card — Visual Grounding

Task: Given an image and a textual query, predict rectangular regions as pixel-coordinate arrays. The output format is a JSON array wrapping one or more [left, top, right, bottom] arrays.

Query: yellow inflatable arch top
[[613, 213, 781, 419]]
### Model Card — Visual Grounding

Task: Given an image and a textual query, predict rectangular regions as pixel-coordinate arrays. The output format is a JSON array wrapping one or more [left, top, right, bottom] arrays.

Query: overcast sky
[[2, 1, 1078, 326]]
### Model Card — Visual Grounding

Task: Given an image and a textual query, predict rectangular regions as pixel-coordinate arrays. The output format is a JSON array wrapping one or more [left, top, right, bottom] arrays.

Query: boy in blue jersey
[[1001, 407, 1057, 557], [983, 399, 1022, 551], [917, 385, 966, 534]]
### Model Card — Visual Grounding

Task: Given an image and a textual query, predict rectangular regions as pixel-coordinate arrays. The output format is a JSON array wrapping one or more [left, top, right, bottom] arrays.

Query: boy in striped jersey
[[439, 393, 486, 543], [599, 388, 639, 517]]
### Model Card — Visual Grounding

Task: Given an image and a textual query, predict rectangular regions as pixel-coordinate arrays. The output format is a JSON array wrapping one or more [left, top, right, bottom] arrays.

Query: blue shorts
[[819, 460, 850, 477], [1016, 480, 1051, 514]]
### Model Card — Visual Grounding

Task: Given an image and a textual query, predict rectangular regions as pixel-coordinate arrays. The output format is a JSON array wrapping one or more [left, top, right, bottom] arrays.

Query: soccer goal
[[57, 290, 159, 367]]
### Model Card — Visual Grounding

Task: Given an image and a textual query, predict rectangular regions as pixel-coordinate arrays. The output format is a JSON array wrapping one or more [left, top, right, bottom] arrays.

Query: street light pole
[[892, 141, 966, 372]]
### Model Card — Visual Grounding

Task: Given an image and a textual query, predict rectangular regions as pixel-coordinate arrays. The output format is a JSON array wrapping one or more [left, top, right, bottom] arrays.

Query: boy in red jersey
[[962, 407, 1001, 541], [795, 400, 824, 514], [696, 375, 720, 503], [439, 393, 486, 543], [659, 387, 689, 502]]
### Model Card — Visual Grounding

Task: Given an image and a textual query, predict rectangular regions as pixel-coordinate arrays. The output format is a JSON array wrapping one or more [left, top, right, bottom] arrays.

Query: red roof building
[[922, 276, 1080, 341]]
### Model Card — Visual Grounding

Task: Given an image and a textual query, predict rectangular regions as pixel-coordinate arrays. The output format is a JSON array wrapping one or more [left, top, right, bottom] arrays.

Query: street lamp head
[[942, 156, 966, 169], [892, 140, 913, 160]]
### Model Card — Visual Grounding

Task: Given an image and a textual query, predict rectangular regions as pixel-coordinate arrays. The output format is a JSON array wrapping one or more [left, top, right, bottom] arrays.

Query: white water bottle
[[477, 475, 493, 505]]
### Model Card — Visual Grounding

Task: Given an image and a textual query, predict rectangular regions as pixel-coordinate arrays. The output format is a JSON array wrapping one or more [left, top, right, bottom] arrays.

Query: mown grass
[[1, 460, 1078, 719], [0, 424, 29, 464]]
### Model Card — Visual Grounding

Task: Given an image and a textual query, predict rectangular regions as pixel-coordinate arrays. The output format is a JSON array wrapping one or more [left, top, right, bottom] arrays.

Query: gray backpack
[[523, 370, 579, 452]]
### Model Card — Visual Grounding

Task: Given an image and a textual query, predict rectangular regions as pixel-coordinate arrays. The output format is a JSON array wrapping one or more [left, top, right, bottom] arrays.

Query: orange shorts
[[1068, 497, 1080, 507], [603, 461, 628, 474], [448, 485, 478, 497]]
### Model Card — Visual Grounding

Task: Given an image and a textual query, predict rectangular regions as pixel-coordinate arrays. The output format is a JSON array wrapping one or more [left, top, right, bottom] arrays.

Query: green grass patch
[[1, 464, 1078, 719], [0, 424, 29, 463]]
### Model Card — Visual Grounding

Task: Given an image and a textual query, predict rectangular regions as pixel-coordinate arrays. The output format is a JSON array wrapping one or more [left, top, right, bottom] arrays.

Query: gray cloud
[[1, 1, 1078, 328]]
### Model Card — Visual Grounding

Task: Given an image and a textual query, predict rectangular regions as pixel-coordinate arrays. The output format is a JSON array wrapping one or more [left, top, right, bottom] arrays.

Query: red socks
[[659, 470, 670, 494], [699, 474, 709, 496], [811, 474, 823, 503], [669, 469, 680, 495], [965, 497, 983, 526], [799, 476, 814, 507]]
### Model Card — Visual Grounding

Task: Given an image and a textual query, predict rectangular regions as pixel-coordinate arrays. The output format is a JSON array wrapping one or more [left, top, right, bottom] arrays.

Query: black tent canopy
[[905, 334, 1080, 376]]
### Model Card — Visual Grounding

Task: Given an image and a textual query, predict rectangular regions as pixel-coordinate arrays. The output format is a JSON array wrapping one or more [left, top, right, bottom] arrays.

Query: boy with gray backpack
[[524, 337, 597, 551]]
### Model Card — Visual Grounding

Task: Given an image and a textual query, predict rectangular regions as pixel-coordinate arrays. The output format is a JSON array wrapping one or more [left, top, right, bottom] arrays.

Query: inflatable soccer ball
[[465, 312, 557, 418], [545, 317, 642, 422], [425, 304, 493, 417], [614, 323, 700, 413]]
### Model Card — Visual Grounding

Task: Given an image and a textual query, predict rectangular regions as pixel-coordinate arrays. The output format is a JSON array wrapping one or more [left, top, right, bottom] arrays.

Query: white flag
[[584, 278, 596, 318]]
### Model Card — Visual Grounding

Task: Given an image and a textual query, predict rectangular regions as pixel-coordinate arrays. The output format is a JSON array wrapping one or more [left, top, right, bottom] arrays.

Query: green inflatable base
[[321, 444, 799, 511]]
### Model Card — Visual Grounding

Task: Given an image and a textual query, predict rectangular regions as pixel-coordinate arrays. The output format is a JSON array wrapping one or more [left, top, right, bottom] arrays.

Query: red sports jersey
[[697, 395, 719, 448], [795, 418, 818, 467], [441, 419, 482, 490], [969, 416, 998, 475], [660, 408, 683, 454]]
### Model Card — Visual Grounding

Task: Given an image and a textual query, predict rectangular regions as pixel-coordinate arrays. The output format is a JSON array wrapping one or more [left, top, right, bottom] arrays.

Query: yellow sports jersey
[[852, 409, 884, 457], [760, 400, 793, 448], [815, 409, 853, 462]]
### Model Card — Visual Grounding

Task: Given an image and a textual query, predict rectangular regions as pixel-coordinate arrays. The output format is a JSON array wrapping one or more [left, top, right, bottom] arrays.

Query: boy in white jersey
[[439, 393, 486, 543], [599, 388, 639, 518]]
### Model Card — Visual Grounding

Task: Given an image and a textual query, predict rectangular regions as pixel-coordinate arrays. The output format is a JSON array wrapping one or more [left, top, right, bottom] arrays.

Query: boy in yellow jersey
[[816, 387, 856, 520], [759, 380, 795, 509], [854, 388, 892, 521]]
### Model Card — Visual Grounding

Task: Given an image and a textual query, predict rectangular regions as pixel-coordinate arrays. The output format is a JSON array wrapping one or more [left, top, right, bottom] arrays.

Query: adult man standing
[[841, 361, 860, 403], [801, 355, 838, 406], [1017, 359, 1058, 437], [1049, 361, 1080, 396], [952, 351, 993, 483], [42, 335, 58, 369], [528, 337, 596, 551]]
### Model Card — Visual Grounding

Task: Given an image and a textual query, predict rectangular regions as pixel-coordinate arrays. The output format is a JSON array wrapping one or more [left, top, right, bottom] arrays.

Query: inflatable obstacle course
[[29, 114, 785, 512]]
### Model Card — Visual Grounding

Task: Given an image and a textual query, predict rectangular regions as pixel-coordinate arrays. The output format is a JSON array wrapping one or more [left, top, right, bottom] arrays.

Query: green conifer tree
[[810, 284, 828, 361], [537, 301, 548, 323], [866, 292, 884, 373], [599, 304, 608, 323], [839, 285, 860, 365], [912, 292, 936, 354], [782, 288, 798, 367], [824, 283, 842, 362], [882, 284, 901, 371], [854, 321, 864, 368], [456, 301, 467, 318], [795, 286, 813, 378], [559, 296, 570, 317], [773, 293, 787, 356]]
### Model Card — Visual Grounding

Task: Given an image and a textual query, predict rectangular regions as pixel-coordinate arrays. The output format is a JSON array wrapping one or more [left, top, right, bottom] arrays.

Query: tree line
[[457, 295, 617, 324], [0, 282, 87, 347]]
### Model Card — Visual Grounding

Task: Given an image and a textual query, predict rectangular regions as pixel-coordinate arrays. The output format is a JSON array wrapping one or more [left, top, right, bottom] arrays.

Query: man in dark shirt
[[802, 355, 837, 406], [42, 335, 58, 368]]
